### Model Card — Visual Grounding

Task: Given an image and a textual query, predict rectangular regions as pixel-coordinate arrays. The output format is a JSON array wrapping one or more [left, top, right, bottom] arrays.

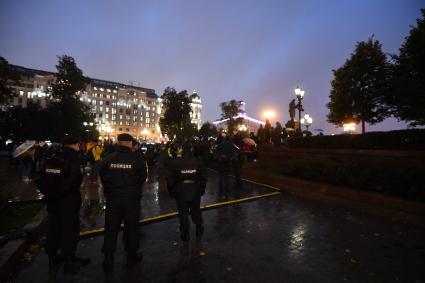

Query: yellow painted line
[[139, 211, 179, 224], [80, 227, 105, 237], [207, 168, 282, 192], [240, 177, 282, 192], [79, 191, 281, 237], [202, 191, 281, 209]]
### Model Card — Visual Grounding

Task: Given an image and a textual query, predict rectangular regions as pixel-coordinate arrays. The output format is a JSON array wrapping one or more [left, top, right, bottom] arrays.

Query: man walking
[[36, 136, 90, 274], [99, 133, 147, 271]]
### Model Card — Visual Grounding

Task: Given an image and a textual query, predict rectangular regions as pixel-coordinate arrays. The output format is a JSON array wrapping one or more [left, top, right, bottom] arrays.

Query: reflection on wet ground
[[6, 160, 425, 282], [79, 167, 274, 232]]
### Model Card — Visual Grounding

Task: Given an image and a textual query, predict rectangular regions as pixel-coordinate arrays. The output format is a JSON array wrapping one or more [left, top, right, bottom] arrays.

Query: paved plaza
[[6, 164, 424, 282]]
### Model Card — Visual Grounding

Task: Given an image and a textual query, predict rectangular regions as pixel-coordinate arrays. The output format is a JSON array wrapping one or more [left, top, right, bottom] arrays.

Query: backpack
[[38, 148, 66, 198]]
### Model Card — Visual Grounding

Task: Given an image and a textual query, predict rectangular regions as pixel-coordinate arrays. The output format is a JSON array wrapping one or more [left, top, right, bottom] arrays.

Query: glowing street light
[[263, 110, 275, 120], [141, 128, 149, 141], [300, 113, 313, 131], [343, 123, 356, 134]]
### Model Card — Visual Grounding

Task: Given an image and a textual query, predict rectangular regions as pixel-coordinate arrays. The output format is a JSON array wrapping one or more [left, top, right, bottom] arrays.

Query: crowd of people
[[6, 131, 257, 275]]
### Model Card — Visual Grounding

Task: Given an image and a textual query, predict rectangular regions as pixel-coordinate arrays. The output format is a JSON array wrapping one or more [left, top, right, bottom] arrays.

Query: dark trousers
[[46, 210, 80, 260], [218, 171, 229, 194], [233, 165, 244, 190], [176, 197, 202, 234], [102, 198, 141, 255]]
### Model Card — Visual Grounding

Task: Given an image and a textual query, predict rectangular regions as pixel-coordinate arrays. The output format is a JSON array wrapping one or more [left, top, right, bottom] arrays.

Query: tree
[[327, 37, 390, 133], [0, 56, 20, 105], [219, 100, 243, 134], [3, 101, 51, 141], [159, 87, 194, 139], [388, 9, 425, 126], [198, 122, 218, 138], [48, 55, 93, 141]]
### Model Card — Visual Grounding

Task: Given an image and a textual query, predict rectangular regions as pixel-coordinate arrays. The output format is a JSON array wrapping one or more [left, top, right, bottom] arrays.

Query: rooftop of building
[[10, 64, 157, 98]]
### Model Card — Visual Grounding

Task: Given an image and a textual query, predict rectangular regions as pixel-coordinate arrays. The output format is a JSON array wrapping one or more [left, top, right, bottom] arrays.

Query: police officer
[[99, 133, 147, 271], [167, 142, 208, 243], [36, 136, 90, 273]]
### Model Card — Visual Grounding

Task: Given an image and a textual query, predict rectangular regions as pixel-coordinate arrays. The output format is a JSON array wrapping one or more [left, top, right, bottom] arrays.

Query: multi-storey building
[[8, 65, 202, 142], [9, 65, 161, 142]]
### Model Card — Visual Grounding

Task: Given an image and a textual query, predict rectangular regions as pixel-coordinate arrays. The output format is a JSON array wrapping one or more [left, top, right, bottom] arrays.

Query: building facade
[[8, 65, 202, 142]]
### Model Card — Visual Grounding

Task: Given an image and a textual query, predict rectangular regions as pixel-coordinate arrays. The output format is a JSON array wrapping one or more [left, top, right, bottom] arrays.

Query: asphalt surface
[[8, 166, 425, 282]]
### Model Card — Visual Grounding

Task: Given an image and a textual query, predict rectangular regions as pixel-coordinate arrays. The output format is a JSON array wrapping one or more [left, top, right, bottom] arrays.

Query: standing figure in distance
[[99, 133, 147, 271]]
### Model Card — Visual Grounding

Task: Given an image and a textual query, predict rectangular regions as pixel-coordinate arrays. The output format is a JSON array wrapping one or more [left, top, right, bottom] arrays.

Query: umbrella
[[285, 128, 295, 132], [313, 128, 324, 132], [243, 138, 256, 146], [13, 140, 36, 158]]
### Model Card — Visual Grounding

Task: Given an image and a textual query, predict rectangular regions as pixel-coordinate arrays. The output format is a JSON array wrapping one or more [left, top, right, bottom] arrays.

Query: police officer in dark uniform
[[214, 135, 237, 196], [167, 142, 208, 242], [36, 136, 90, 273], [99, 133, 147, 271]]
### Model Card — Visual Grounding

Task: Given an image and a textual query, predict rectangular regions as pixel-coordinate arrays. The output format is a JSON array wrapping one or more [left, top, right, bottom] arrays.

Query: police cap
[[62, 136, 79, 145], [117, 133, 134, 142]]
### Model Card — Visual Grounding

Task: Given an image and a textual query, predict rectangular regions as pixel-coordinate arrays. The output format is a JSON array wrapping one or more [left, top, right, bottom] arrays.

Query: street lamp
[[294, 87, 305, 132], [263, 110, 275, 121], [343, 122, 356, 134], [300, 113, 313, 132], [141, 128, 149, 141]]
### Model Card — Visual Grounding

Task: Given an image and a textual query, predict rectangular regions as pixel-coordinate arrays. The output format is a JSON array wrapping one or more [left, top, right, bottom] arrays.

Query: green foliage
[[263, 156, 425, 202], [327, 37, 390, 133], [3, 101, 51, 141], [0, 56, 20, 105], [389, 9, 425, 126], [285, 129, 425, 150], [48, 55, 94, 141], [198, 122, 218, 138], [159, 87, 194, 139], [219, 99, 243, 134]]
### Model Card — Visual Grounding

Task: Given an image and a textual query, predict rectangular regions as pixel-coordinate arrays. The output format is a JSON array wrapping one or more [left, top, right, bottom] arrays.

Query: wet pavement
[[9, 165, 425, 282]]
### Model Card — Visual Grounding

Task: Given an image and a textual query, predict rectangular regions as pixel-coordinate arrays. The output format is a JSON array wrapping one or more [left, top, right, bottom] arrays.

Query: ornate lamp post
[[300, 113, 313, 132], [294, 87, 305, 133]]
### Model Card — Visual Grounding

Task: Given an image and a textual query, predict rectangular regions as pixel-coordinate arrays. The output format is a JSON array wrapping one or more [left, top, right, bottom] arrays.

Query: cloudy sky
[[1, 0, 423, 134]]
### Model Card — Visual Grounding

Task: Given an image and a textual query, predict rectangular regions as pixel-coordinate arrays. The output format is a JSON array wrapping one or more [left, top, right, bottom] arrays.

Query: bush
[[286, 129, 425, 150], [261, 155, 425, 202]]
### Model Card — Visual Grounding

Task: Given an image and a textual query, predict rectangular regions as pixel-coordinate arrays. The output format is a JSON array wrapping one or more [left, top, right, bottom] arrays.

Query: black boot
[[126, 252, 143, 268], [102, 253, 114, 272]]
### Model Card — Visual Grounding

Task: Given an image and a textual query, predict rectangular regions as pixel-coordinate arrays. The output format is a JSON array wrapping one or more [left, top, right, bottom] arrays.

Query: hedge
[[286, 129, 425, 150]]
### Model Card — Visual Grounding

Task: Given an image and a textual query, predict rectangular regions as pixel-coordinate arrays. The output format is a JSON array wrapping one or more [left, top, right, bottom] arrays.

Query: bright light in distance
[[343, 123, 356, 132], [263, 110, 275, 120]]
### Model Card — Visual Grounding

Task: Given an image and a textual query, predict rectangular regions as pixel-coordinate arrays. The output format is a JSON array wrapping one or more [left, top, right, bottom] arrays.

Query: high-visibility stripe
[[79, 191, 281, 238]]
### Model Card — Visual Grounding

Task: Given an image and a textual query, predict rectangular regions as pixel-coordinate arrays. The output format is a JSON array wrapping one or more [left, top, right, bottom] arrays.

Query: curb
[[243, 168, 425, 227], [0, 207, 47, 282]]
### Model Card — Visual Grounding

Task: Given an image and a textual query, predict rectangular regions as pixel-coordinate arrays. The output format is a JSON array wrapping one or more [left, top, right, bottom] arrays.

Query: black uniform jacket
[[214, 141, 238, 172], [167, 156, 207, 201], [37, 147, 84, 212], [99, 145, 147, 199]]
